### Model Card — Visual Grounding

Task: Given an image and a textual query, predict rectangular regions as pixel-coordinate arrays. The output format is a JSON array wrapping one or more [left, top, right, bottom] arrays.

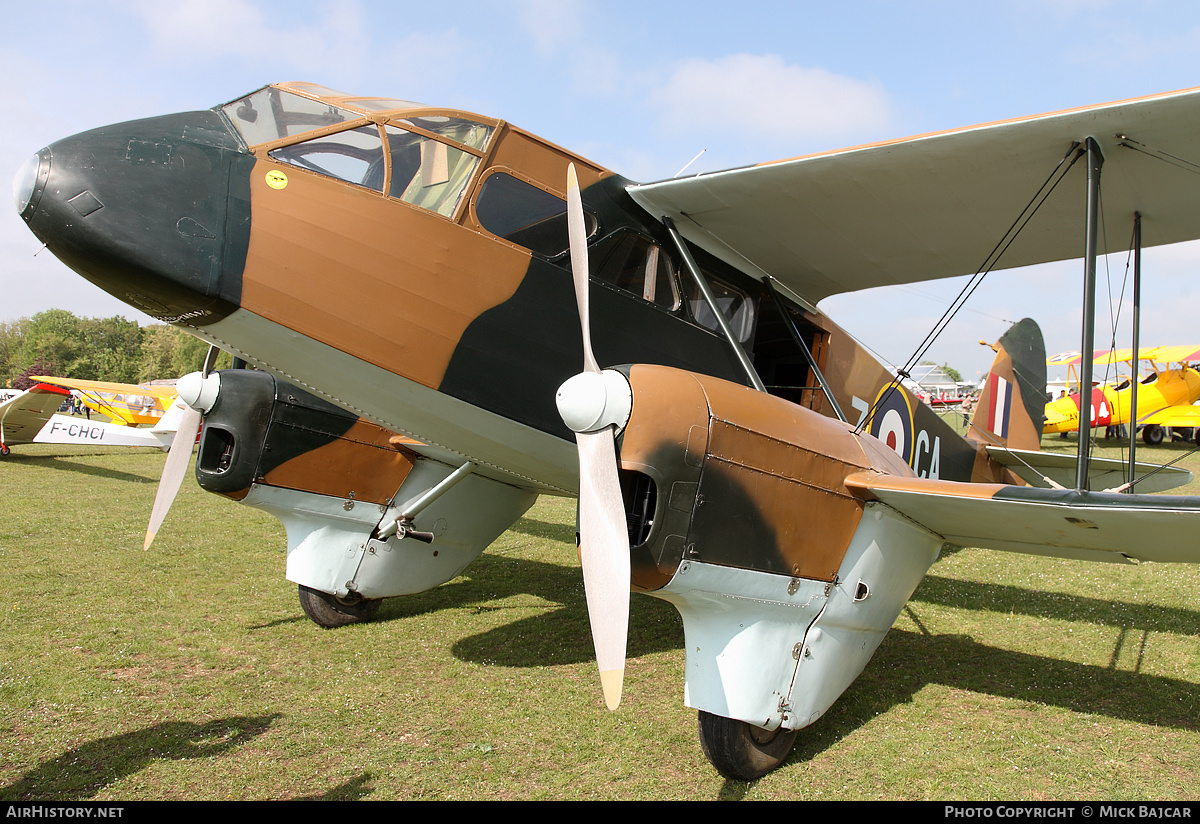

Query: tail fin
[[151, 397, 187, 435], [970, 318, 1046, 451]]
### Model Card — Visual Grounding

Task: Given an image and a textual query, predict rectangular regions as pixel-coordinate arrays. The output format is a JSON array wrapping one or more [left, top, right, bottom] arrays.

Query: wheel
[[297, 584, 381, 628], [1142, 424, 1165, 446], [697, 710, 798, 780], [0, 443, 9, 456]]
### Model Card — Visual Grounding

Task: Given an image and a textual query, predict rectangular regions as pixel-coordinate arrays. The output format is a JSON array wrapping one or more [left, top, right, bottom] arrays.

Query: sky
[[4, 0, 1200, 384]]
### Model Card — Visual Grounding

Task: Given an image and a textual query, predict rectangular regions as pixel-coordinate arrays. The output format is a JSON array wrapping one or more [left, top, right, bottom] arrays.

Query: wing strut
[[1127, 213, 1142, 487], [662, 216, 766, 393], [1076, 137, 1105, 491]]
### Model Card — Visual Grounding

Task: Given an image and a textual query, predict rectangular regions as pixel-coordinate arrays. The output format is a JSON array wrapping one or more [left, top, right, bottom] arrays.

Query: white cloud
[[649, 54, 893, 149], [131, 0, 372, 80], [510, 0, 586, 55]]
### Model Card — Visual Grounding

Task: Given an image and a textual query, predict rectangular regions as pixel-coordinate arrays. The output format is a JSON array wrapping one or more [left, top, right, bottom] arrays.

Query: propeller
[[144, 345, 221, 550], [555, 164, 634, 710]]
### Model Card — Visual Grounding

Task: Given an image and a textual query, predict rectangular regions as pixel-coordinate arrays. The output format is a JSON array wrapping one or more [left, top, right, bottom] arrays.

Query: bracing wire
[[854, 141, 1086, 435]]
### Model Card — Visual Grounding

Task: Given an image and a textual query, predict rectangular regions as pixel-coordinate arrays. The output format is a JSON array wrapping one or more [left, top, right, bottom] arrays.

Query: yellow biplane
[[1044, 346, 1200, 444]]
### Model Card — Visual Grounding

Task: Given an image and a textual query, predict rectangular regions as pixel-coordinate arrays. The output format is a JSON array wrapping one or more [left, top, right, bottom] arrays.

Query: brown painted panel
[[621, 365, 921, 584], [261, 419, 417, 504], [240, 159, 533, 389]]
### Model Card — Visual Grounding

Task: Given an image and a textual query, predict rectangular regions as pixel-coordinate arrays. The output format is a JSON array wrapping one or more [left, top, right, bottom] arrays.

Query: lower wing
[[845, 472, 1200, 564]]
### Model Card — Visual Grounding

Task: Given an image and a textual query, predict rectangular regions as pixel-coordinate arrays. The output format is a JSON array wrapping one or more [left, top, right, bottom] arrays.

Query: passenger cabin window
[[393, 115, 493, 152], [268, 125, 385, 192], [475, 172, 597, 258], [689, 276, 755, 342], [384, 124, 481, 217], [223, 87, 354, 145], [598, 233, 681, 311]]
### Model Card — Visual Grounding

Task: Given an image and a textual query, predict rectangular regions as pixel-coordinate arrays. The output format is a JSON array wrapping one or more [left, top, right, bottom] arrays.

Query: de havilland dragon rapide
[[15, 81, 1200, 779]]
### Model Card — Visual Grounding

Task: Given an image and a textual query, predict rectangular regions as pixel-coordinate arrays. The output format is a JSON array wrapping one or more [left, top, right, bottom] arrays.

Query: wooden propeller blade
[[565, 163, 630, 709], [567, 164, 600, 375], [144, 344, 219, 550], [143, 404, 201, 550]]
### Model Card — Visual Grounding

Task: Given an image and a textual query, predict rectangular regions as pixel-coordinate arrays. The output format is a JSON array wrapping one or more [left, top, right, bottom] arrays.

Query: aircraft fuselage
[[17, 83, 1014, 500]]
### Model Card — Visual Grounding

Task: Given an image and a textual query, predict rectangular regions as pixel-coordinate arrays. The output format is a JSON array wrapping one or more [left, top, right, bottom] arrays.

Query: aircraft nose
[[17, 109, 250, 323], [12, 150, 47, 217]]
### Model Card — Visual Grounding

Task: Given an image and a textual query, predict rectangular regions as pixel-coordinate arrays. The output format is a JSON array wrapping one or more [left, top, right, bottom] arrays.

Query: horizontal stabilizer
[[845, 471, 1200, 564], [985, 446, 1191, 493]]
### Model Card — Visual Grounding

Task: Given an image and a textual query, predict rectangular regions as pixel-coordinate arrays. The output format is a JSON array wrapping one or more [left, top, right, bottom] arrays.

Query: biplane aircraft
[[0, 379, 184, 455], [1045, 346, 1200, 444], [16, 81, 1200, 780]]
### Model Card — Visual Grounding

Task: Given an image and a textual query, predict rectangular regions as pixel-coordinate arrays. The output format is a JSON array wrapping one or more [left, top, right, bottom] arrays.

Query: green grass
[[1, 436, 1198, 800]]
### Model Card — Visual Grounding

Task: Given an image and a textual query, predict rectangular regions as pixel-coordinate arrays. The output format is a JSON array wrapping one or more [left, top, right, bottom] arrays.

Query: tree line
[[0, 309, 230, 390]]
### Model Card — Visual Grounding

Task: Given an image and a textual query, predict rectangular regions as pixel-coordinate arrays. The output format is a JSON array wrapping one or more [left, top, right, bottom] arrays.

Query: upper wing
[[1048, 345, 1200, 365], [28, 375, 177, 400], [0, 384, 72, 446], [627, 87, 1200, 305], [845, 471, 1200, 564], [31, 375, 177, 426], [1144, 345, 1200, 364]]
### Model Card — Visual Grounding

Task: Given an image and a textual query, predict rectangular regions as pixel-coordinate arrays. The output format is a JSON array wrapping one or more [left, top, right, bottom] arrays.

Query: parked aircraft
[[16, 81, 1200, 779], [1044, 346, 1200, 444], [0, 380, 184, 455], [31, 375, 178, 427]]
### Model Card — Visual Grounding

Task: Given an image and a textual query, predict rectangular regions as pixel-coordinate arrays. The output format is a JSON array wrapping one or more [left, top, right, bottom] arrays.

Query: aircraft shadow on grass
[[787, 625, 1200, 770], [1, 714, 280, 801], [374, 545, 1199, 773], [352, 541, 1199, 747], [10, 453, 160, 486]]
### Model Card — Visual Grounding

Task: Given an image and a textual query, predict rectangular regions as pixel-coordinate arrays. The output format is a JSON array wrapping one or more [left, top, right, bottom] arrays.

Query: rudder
[[970, 318, 1046, 451]]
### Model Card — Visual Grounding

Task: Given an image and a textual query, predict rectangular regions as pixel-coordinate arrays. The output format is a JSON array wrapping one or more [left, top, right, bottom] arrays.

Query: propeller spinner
[[144, 345, 221, 550], [555, 164, 634, 710]]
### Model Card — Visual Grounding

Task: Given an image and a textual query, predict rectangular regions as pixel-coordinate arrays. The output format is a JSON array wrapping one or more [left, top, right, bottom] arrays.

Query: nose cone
[[18, 109, 250, 323], [12, 151, 45, 216]]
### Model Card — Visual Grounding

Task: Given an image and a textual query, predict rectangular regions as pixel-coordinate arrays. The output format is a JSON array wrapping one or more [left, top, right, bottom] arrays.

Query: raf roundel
[[867, 385, 915, 464]]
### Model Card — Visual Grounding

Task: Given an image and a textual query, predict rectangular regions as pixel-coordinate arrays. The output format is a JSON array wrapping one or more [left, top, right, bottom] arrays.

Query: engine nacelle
[[616, 365, 942, 731], [195, 370, 535, 601]]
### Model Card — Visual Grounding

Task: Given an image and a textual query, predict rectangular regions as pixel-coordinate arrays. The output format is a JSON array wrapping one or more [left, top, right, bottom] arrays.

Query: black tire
[[298, 585, 382, 628], [0, 444, 9, 456], [1142, 424, 1165, 446], [697, 710, 798, 781]]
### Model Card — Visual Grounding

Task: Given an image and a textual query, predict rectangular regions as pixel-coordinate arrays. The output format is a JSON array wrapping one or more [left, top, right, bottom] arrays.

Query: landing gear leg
[[697, 710, 798, 780], [298, 584, 382, 628]]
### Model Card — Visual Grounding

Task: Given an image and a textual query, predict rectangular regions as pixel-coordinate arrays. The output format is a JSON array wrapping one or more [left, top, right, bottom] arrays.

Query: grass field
[[1, 431, 1198, 800]]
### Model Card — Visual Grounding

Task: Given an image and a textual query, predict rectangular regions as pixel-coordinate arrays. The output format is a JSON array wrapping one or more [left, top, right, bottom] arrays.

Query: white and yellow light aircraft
[[0, 380, 185, 456]]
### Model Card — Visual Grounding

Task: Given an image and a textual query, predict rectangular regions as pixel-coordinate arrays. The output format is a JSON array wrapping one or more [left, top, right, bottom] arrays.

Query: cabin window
[[597, 233, 681, 311], [268, 125, 385, 192], [689, 276, 755, 342], [223, 87, 355, 146], [475, 172, 596, 258], [392, 115, 493, 152], [384, 125, 481, 217]]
